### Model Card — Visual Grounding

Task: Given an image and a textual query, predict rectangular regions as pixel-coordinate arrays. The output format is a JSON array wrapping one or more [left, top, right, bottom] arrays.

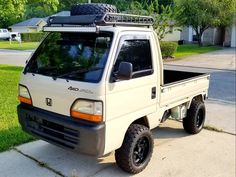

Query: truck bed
[[160, 70, 210, 108], [164, 70, 204, 85]]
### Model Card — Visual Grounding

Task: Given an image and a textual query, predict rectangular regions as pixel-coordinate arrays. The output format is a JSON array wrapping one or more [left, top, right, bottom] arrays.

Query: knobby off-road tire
[[71, 3, 117, 16], [115, 124, 153, 174], [183, 100, 206, 134]]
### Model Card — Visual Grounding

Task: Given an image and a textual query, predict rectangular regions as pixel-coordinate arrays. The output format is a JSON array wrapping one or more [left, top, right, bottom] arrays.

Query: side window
[[114, 39, 153, 79]]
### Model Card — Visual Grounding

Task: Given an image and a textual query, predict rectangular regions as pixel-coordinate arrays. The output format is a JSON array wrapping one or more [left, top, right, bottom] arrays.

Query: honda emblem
[[46, 98, 52, 106]]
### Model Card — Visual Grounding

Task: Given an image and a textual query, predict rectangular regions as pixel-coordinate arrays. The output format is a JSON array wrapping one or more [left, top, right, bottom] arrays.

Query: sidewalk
[[205, 100, 235, 134], [0, 120, 235, 177]]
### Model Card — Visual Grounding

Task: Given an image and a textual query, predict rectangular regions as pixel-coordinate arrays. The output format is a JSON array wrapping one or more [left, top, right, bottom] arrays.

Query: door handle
[[151, 87, 156, 99]]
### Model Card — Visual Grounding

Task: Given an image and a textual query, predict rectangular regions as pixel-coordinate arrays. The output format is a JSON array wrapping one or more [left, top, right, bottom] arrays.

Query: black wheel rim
[[133, 136, 150, 166], [196, 109, 204, 129]]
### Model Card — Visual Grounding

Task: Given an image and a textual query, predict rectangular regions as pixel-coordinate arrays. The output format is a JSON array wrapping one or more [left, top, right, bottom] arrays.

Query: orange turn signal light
[[18, 96, 32, 105], [71, 111, 102, 123]]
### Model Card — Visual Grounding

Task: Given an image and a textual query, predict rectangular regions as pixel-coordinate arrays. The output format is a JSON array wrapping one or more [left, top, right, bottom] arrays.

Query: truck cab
[[17, 4, 210, 174]]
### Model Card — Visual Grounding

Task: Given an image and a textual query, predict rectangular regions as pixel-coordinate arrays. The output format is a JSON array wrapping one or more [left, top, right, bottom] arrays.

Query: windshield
[[25, 32, 113, 83]]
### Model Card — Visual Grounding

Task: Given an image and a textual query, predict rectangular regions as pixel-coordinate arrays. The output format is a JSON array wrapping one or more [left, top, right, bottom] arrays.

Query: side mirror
[[116, 62, 133, 80]]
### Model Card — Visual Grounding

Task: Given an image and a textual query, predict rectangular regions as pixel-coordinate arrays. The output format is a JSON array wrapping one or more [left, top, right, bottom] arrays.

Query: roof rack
[[46, 13, 154, 27], [101, 13, 154, 26]]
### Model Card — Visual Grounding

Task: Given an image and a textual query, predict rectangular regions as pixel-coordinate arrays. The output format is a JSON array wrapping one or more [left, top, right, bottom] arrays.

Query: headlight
[[18, 85, 32, 105], [71, 100, 103, 123]]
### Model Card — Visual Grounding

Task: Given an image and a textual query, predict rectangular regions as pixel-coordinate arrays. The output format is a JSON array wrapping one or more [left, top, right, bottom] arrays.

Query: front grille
[[26, 116, 80, 149]]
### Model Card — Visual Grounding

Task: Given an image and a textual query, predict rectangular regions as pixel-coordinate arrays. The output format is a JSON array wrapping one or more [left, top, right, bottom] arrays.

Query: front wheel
[[115, 124, 153, 174], [183, 100, 206, 134]]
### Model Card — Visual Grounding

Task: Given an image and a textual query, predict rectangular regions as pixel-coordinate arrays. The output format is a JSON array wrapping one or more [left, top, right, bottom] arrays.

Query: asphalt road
[[209, 70, 236, 103], [0, 49, 32, 66]]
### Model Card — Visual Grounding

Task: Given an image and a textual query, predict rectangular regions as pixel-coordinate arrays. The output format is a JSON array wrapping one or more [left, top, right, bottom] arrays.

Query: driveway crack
[[87, 164, 114, 177], [13, 148, 65, 177]]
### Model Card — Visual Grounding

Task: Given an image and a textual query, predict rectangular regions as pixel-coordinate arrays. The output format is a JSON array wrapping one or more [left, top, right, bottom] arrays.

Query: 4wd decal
[[68, 86, 79, 91], [68, 86, 93, 94]]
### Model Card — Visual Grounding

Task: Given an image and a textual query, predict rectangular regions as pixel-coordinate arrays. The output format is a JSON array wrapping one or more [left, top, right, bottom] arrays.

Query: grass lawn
[[175, 44, 222, 58], [0, 41, 38, 50], [0, 65, 34, 152]]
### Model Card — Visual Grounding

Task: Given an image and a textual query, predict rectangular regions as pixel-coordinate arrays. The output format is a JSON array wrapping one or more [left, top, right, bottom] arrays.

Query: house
[[226, 21, 236, 47], [162, 27, 181, 42], [9, 18, 47, 33], [9, 11, 70, 33], [181, 20, 236, 47]]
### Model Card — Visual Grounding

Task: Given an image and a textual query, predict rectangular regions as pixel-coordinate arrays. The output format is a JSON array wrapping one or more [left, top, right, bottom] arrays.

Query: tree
[[175, 0, 236, 46], [0, 0, 26, 28], [128, 0, 176, 40], [153, 5, 176, 40], [25, 0, 59, 18], [58, 0, 87, 11], [58, 0, 128, 11], [128, 1, 151, 15], [58, 0, 174, 13], [217, 0, 236, 45], [218, 0, 236, 27]]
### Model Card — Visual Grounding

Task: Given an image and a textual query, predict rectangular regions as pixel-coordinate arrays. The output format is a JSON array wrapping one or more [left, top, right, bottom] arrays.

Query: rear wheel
[[183, 100, 206, 134], [71, 3, 117, 16], [115, 124, 153, 174]]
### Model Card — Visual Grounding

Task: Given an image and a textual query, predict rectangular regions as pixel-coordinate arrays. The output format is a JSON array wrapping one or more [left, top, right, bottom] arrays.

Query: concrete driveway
[[165, 48, 236, 71], [0, 120, 235, 177], [0, 48, 235, 177]]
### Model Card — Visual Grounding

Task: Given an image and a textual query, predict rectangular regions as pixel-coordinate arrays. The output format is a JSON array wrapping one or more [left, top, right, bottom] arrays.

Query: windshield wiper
[[52, 67, 104, 80]]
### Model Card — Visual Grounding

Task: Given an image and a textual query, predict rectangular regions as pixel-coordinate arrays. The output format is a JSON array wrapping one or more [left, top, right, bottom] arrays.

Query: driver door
[[105, 32, 158, 122]]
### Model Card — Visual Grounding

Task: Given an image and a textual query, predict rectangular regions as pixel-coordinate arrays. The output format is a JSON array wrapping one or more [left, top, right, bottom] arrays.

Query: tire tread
[[183, 100, 205, 134], [115, 124, 153, 174], [71, 3, 117, 16]]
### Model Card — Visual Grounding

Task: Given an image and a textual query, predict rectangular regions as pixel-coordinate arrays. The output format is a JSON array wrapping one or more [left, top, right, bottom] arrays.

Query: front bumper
[[17, 104, 105, 157]]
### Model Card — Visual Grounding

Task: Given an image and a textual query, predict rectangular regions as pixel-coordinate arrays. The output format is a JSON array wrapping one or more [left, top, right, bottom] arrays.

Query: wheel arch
[[131, 116, 150, 129], [187, 94, 206, 109]]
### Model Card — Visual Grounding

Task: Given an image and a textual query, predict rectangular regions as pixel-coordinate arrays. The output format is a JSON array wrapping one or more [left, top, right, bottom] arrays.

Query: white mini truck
[[17, 4, 210, 174]]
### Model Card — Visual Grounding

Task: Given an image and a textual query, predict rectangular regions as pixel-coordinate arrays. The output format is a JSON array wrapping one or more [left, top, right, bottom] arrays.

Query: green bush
[[21, 32, 45, 42], [160, 41, 178, 58]]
